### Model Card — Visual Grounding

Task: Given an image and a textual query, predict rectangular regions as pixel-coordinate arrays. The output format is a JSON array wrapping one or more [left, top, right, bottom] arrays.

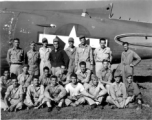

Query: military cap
[[53, 37, 59, 42], [68, 37, 74, 42], [30, 41, 36, 45], [42, 38, 48, 43], [114, 71, 121, 77], [79, 35, 85, 39], [126, 73, 133, 78], [22, 64, 29, 68]]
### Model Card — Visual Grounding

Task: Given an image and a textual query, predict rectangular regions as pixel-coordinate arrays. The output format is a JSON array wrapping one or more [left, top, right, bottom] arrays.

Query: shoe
[[56, 106, 61, 111], [128, 103, 137, 108], [47, 107, 52, 112], [100, 105, 104, 109], [27, 106, 33, 110], [90, 104, 97, 110], [110, 105, 117, 109], [136, 104, 142, 110]]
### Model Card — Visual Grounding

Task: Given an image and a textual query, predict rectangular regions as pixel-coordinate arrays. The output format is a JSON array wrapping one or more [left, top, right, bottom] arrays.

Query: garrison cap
[[42, 38, 48, 43], [68, 37, 74, 42], [79, 35, 85, 39], [114, 71, 121, 77], [30, 41, 36, 45], [22, 64, 29, 68], [126, 73, 133, 78], [53, 37, 59, 42]]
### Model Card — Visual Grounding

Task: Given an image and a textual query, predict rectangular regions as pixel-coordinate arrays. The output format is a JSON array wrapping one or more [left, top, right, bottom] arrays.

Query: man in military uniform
[[125, 74, 148, 110], [55, 65, 70, 86], [4, 77, 24, 112], [76, 61, 91, 88], [106, 72, 128, 109], [7, 38, 24, 76], [83, 74, 107, 108], [117, 42, 141, 86], [94, 38, 112, 78], [99, 60, 113, 93], [25, 41, 40, 76], [0, 70, 12, 99], [65, 37, 77, 75], [39, 66, 52, 88], [43, 75, 66, 112], [75, 35, 93, 71], [18, 64, 33, 93], [24, 77, 44, 109]]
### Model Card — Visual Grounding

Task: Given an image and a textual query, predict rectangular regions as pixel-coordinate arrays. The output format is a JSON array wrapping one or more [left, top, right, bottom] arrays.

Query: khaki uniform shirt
[[76, 69, 91, 83], [55, 70, 70, 84], [0, 76, 12, 88], [85, 82, 106, 96], [75, 44, 93, 66], [26, 84, 44, 104], [110, 82, 127, 99], [94, 47, 112, 62], [100, 68, 112, 83], [5, 85, 24, 100], [65, 46, 77, 67], [39, 75, 51, 88], [26, 50, 40, 71], [45, 84, 66, 98], [126, 82, 140, 96], [18, 73, 32, 87], [121, 49, 141, 66], [7, 47, 24, 64]]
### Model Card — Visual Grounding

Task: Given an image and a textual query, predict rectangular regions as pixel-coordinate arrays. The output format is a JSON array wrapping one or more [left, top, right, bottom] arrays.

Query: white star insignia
[[39, 26, 100, 49]]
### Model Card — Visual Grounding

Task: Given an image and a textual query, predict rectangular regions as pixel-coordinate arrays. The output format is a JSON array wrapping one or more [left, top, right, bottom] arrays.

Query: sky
[[0, 0, 152, 23]]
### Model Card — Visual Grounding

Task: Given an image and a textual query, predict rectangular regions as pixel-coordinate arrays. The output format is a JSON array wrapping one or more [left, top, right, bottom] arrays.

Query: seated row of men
[[0, 60, 144, 112]]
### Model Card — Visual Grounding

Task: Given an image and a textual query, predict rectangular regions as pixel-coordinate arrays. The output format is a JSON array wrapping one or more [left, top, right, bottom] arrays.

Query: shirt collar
[[79, 44, 88, 48]]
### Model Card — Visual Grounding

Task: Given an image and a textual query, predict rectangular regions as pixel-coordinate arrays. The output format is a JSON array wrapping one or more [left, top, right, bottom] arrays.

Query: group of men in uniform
[[1, 35, 148, 113]]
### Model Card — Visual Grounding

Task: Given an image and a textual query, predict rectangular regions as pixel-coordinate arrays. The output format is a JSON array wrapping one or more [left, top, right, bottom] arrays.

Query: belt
[[11, 63, 22, 65], [96, 61, 103, 62]]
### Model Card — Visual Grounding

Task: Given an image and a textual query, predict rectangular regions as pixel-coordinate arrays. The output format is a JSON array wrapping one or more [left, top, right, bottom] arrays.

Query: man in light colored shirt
[[0, 70, 12, 110], [75, 35, 93, 71], [116, 42, 141, 86], [76, 61, 91, 88], [83, 74, 107, 108], [25, 41, 40, 76], [106, 71, 128, 109], [7, 38, 24, 76], [18, 64, 33, 93], [65, 73, 86, 107], [4, 77, 24, 112], [39, 38, 52, 76], [99, 60, 113, 93], [39, 66, 51, 88], [43, 75, 66, 112], [24, 77, 44, 109], [94, 38, 112, 78], [65, 37, 77, 75], [55, 65, 70, 86]]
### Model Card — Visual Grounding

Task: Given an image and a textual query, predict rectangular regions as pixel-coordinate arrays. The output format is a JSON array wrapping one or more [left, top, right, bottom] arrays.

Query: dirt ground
[[1, 59, 152, 119]]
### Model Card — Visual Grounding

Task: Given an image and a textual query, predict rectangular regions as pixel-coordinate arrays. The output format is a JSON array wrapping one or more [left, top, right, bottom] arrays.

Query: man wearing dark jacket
[[49, 37, 69, 75]]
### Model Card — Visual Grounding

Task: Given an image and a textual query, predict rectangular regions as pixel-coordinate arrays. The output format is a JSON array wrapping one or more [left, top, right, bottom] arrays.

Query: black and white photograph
[[0, 0, 152, 119]]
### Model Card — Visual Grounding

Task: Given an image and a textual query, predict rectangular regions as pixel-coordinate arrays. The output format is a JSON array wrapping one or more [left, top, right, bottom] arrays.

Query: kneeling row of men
[[1, 61, 143, 112]]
